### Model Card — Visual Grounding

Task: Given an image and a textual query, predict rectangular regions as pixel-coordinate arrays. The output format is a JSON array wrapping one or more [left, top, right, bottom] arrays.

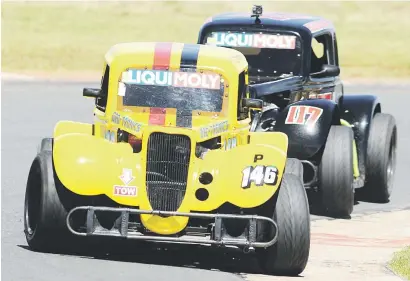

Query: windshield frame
[[115, 68, 230, 119], [202, 28, 304, 83]]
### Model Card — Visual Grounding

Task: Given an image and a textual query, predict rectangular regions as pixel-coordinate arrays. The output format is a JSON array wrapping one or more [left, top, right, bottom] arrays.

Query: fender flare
[[274, 99, 341, 160], [339, 94, 381, 177]]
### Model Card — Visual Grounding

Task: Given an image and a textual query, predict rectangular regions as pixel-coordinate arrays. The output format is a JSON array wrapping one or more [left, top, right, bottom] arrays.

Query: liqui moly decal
[[207, 32, 296, 49], [121, 69, 221, 90]]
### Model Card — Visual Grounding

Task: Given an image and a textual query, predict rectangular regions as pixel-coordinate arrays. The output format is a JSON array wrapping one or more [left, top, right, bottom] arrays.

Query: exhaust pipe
[[301, 160, 318, 188]]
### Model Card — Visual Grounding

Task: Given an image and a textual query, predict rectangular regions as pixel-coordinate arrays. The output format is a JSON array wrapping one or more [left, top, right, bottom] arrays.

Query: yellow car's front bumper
[[66, 206, 278, 248]]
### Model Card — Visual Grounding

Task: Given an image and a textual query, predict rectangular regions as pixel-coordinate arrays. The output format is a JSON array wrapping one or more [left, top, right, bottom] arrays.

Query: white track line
[[1, 72, 37, 81]]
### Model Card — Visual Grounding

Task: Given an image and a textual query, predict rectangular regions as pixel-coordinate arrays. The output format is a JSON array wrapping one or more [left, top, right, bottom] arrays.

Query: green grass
[[390, 246, 410, 280], [2, 1, 410, 79]]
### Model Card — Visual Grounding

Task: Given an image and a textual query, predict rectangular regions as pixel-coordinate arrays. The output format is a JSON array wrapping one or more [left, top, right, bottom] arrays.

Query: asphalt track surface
[[2, 80, 409, 281]]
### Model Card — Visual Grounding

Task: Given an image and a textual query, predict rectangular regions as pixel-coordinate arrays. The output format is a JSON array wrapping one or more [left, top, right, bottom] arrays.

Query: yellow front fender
[[190, 131, 288, 210], [53, 133, 139, 197], [54, 120, 93, 138]]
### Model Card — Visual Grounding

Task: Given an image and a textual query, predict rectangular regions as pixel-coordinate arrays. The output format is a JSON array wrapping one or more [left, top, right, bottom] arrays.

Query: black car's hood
[[249, 76, 304, 98]]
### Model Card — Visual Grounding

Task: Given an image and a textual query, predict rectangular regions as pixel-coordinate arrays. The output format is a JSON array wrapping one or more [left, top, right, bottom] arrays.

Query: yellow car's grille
[[146, 132, 191, 212]]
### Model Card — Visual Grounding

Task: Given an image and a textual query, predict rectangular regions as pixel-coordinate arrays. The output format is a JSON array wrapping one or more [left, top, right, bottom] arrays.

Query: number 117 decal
[[241, 165, 279, 189], [285, 105, 323, 126]]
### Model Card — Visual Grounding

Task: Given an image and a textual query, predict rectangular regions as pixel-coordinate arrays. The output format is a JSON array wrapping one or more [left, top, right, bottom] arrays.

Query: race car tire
[[284, 158, 303, 180], [24, 151, 72, 253], [257, 174, 310, 276], [361, 113, 397, 203], [318, 125, 354, 218], [39, 137, 53, 152]]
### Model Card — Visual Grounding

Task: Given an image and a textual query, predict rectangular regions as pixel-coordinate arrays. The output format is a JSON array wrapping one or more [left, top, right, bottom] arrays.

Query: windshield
[[119, 69, 225, 114], [205, 31, 302, 84]]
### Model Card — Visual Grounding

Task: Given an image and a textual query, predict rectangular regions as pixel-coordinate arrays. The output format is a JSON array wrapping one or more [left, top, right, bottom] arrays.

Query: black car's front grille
[[146, 133, 191, 212]]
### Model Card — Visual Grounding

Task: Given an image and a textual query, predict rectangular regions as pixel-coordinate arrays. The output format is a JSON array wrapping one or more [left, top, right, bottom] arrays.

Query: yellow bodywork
[[52, 42, 289, 235]]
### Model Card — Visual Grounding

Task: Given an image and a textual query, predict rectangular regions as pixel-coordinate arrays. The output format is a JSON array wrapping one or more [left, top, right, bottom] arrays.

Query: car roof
[[104, 42, 248, 75], [201, 11, 335, 37]]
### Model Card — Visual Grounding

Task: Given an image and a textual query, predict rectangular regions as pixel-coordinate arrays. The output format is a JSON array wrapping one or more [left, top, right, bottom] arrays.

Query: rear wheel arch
[[275, 99, 341, 159], [339, 95, 381, 178], [373, 103, 381, 115]]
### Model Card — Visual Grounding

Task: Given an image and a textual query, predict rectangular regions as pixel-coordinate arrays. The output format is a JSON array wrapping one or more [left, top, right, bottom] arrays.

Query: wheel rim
[[386, 128, 397, 194], [25, 165, 42, 236]]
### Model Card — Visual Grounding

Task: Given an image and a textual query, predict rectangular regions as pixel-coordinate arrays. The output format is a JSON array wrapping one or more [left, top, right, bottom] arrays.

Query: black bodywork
[[197, 12, 382, 189]]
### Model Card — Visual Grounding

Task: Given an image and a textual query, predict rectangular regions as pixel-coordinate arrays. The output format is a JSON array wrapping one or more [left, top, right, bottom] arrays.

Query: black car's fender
[[339, 94, 381, 176], [274, 99, 341, 160]]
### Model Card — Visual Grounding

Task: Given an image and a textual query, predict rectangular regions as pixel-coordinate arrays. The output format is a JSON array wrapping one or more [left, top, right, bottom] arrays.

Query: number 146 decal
[[285, 105, 323, 126], [241, 165, 279, 189]]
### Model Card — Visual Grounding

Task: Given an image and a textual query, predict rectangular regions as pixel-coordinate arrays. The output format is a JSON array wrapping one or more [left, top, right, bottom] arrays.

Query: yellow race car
[[24, 42, 310, 276]]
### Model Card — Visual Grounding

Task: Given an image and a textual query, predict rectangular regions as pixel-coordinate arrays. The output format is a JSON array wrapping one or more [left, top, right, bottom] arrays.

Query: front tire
[[257, 174, 310, 276], [284, 158, 303, 180], [318, 125, 354, 218], [24, 151, 72, 252], [361, 113, 397, 202]]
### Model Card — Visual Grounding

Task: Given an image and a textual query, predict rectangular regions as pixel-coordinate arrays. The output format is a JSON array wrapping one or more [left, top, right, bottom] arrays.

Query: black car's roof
[[200, 11, 335, 37]]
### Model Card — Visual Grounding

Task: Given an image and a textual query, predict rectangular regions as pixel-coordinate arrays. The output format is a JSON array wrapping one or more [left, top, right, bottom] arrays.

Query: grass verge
[[389, 246, 410, 280], [2, 1, 410, 79]]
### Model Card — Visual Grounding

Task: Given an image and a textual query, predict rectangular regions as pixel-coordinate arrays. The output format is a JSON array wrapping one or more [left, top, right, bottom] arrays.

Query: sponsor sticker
[[224, 136, 238, 150], [200, 120, 229, 139], [118, 82, 126, 97], [111, 112, 143, 133], [121, 69, 221, 90], [112, 112, 121, 124], [104, 130, 116, 142], [206, 32, 296, 49], [122, 116, 142, 132]]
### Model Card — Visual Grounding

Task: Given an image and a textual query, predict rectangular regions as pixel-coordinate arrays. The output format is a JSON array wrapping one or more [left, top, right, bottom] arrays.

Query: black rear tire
[[257, 174, 310, 276], [24, 151, 72, 253], [318, 125, 354, 218], [361, 113, 397, 203]]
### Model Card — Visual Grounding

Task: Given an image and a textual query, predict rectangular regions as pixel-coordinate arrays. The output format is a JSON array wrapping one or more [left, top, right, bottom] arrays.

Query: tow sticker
[[113, 185, 137, 197], [113, 168, 137, 197]]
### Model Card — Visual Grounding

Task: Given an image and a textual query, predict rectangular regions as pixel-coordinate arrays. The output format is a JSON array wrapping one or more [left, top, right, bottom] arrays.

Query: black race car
[[197, 5, 397, 218]]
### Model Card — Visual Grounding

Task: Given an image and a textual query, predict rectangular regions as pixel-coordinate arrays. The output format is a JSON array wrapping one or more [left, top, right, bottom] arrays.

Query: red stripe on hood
[[148, 43, 172, 125], [153, 42, 173, 70]]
